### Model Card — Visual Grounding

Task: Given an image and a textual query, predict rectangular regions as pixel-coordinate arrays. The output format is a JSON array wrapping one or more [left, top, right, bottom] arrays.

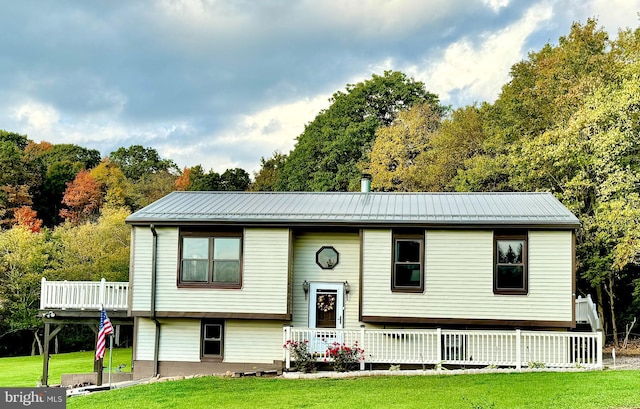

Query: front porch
[[283, 327, 603, 371]]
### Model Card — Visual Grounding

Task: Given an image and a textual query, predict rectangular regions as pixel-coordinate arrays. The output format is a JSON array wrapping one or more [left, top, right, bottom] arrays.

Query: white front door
[[308, 282, 344, 354]]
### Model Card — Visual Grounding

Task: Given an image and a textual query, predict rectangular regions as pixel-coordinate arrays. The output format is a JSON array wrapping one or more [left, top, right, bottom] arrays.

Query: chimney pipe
[[361, 174, 371, 193]]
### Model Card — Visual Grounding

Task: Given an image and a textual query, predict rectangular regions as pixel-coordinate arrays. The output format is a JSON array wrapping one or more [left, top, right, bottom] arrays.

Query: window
[[180, 232, 242, 288], [316, 246, 339, 269], [392, 233, 424, 292], [494, 232, 528, 295], [202, 320, 223, 359]]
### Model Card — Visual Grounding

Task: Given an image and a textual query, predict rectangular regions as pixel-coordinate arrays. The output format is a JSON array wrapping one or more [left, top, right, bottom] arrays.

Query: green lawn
[[0, 348, 132, 387], [2, 351, 639, 408], [67, 370, 640, 409]]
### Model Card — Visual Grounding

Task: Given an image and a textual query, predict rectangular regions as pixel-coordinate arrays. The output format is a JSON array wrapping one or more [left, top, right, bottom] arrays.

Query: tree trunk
[[605, 275, 618, 348], [33, 330, 43, 356], [54, 335, 59, 354], [31, 337, 36, 356], [595, 285, 606, 336]]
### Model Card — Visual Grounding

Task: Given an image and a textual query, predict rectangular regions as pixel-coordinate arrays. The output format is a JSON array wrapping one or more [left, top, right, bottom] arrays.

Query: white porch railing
[[575, 294, 601, 331], [283, 327, 603, 370], [40, 278, 129, 311]]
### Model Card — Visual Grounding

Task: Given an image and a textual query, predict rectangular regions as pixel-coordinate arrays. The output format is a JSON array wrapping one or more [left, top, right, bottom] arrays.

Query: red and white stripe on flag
[[95, 308, 114, 361]]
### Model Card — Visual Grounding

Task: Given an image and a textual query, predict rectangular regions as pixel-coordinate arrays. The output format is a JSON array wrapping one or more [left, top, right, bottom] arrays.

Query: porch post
[[360, 325, 366, 370], [597, 330, 603, 368], [515, 329, 521, 370], [436, 328, 442, 365], [283, 325, 291, 370]]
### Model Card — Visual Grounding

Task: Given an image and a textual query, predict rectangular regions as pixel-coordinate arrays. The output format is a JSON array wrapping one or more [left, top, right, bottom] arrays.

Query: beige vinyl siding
[[224, 320, 285, 363], [291, 232, 361, 329], [132, 227, 289, 314], [131, 227, 153, 312], [135, 318, 155, 361], [157, 319, 201, 362], [362, 229, 573, 322]]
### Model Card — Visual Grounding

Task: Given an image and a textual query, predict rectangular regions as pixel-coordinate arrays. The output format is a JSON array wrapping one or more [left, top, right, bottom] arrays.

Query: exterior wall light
[[302, 280, 309, 300], [344, 281, 350, 300]]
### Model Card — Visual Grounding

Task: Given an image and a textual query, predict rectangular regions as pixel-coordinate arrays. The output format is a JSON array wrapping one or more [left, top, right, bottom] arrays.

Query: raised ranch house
[[40, 186, 603, 381]]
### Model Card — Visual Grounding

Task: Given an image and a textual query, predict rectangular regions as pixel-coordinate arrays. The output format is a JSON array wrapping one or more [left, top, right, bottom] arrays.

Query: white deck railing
[[40, 278, 129, 311], [575, 294, 601, 331], [284, 327, 603, 370]]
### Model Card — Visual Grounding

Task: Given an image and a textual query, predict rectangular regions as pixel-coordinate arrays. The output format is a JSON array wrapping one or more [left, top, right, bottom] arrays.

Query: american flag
[[95, 308, 114, 361]]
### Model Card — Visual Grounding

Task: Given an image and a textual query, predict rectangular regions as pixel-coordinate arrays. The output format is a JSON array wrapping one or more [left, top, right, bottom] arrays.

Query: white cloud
[[13, 102, 59, 136], [482, 0, 510, 12], [164, 93, 332, 174], [405, 3, 553, 105], [585, 0, 640, 34]]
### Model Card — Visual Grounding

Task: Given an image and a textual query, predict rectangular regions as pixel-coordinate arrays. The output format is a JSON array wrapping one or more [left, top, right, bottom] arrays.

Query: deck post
[[515, 329, 521, 370], [360, 325, 366, 370], [41, 322, 50, 386], [99, 278, 106, 307], [40, 278, 46, 310]]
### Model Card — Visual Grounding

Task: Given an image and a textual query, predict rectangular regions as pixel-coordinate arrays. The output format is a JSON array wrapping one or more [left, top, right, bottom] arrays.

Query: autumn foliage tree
[[59, 170, 103, 224], [14, 206, 42, 233]]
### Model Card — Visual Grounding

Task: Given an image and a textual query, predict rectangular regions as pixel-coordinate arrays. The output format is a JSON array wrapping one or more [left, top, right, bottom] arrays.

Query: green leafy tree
[[110, 145, 177, 181], [0, 227, 54, 354], [363, 103, 443, 191], [251, 152, 287, 191], [220, 168, 250, 191], [89, 158, 130, 207], [278, 71, 443, 191], [413, 104, 486, 192], [128, 170, 177, 210], [48, 207, 130, 282]]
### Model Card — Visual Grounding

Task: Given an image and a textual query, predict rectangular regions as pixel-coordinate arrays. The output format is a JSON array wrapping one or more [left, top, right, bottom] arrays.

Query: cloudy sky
[[1, 1, 638, 175]]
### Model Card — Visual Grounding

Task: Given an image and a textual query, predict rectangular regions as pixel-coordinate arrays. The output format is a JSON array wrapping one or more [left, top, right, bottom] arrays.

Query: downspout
[[150, 224, 161, 377]]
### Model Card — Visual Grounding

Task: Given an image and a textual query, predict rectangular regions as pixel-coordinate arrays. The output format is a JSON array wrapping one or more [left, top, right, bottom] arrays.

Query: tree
[[220, 168, 250, 191], [128, 170, 177, 210], [251, 152, 287, 191], [59, 170, 103, 225], [0, 227, 53, 355], [14, 206, 42, 233], [175, 167, 191, 191], [278, 71, 443, 191], [89, 158, 130, 207], [186, 165, 221, 191], [457, 19, 615, 192], [414, 104, 486, 192], [110, 145, 177, 181], [363, 103, 443, 191], [510, 68, 640, 345], [32, 144, 101, 227], [48, 207, 130, 282]]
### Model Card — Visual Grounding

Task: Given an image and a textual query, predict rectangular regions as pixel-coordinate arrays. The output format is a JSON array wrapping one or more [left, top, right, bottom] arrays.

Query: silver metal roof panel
[[125, 191, 580, 228]]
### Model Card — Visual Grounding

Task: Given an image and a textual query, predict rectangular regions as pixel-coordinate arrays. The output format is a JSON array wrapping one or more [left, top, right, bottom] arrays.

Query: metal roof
[[125, 191, 580, 228]]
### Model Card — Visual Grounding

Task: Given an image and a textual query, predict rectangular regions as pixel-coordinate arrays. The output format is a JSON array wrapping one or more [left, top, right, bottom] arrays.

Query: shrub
[[283, 340, 316, 373], [325, 342, 365, 372]]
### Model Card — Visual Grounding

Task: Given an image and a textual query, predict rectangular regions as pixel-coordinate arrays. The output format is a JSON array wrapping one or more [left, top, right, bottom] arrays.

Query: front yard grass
[[0, 348, 132, 387], [68, 370, 640, 409]]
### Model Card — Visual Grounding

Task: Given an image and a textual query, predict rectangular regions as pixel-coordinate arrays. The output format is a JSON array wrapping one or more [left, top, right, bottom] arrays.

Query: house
[[123, 187, 601, 378]]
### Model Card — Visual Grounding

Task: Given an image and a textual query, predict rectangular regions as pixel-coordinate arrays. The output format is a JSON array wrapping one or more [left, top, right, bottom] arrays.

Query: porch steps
[[232, 369, 281, 378]]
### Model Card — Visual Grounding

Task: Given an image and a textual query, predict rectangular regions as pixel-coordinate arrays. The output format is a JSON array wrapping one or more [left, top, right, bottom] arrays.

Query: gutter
[[150, 225, 161, 377]]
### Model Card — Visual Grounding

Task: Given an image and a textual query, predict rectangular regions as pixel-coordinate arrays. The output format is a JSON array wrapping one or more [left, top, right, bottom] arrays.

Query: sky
[[1, 1, 639, 175]]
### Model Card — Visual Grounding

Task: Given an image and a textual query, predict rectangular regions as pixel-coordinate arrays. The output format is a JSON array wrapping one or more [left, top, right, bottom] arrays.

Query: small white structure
[[117, 191, 600, 377]]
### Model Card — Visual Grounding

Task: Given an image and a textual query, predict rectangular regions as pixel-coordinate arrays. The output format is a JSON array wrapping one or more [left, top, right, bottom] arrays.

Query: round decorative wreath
[[317, 294, 336, 313]]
